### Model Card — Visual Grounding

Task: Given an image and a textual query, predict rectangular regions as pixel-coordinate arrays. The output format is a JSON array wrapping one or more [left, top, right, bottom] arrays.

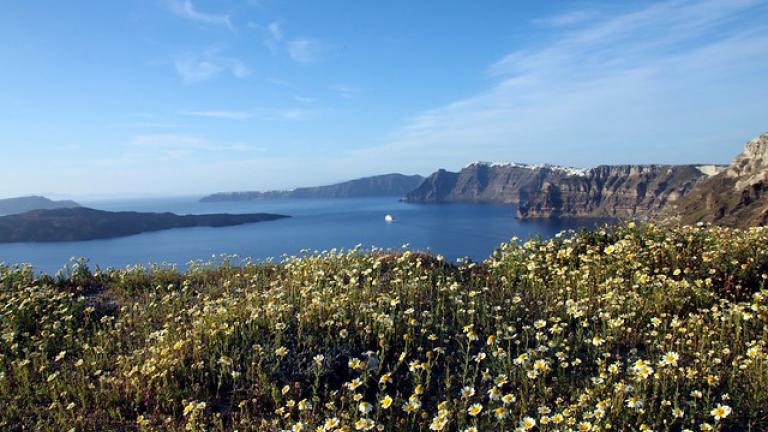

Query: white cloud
[[174, 51, 251, 83], [354, 0, 768, 169], [168, 0, 232, 29], [286, 38, 327, 64], [254, 21, 329, 64], [293, 96, 315, 103]]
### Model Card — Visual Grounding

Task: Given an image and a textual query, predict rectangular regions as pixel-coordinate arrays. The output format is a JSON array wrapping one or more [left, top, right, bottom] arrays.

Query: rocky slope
[[406, 162, 723, 219], [663, 132, 768, 227], [517, 164, 714, 219], [0, 195, 80, 216], [0, 208, 288, 242], [201, 174, 424, 202]]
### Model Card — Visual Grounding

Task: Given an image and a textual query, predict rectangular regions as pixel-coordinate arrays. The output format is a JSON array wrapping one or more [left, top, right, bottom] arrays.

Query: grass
[[1, 222, 767, 431]]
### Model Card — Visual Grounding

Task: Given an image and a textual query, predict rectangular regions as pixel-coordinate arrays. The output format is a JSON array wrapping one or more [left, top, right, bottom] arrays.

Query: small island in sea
[[0, 207, 289, 243]]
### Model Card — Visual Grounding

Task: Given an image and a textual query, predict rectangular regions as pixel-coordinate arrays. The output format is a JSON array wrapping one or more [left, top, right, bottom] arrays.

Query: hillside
[[1, 224, 766, 431], [405, 162, 720, 219], [0, 207, 288, 242], [517, 164, 713, 219], [0, 195, 80, 216], [664, 132, 768, 227], [201, 174, 424, 202]]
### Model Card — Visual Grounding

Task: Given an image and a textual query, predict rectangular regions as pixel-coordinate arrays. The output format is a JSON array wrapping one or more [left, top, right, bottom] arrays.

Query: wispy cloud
[[255, 20, 329, 64], [329, 84, 358, 99], [180, 107, 319, 121], [132, 134, 259, 159], [174, 50, 250, 83], [168, 0, 232, 29], [286, 38, 327, 64], [532, 10, 597, 28], [133, 133, 208, 149], [266, 77, 295, 88], [181, 110, 253, 120], [357, 0, 768, 169]]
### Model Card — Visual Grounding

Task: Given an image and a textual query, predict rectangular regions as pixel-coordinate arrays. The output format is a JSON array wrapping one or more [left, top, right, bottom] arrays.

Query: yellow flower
[[353, 418, 375, 431], [494, 406, 507, 419], [358, 401, 372, 414], [520, 416, 537, 430], [660, 351, 679, 367], [429, 416, 448, 431], [467, 403, 483, 416], [323, 417, 340, 429], [710, 404, 732, 421], [380, 395, 393, 409], [502, 394, 516, 405]]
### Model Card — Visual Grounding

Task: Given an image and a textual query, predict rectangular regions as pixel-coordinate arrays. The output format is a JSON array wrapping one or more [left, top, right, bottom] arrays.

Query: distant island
[[0, 195, 80, 216], [0, 207, 289, 243], [201, 173, 424, 202]]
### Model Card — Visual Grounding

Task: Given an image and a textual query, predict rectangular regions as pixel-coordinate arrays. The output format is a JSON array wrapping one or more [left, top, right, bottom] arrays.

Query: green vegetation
[[1, 223, 767, 431]]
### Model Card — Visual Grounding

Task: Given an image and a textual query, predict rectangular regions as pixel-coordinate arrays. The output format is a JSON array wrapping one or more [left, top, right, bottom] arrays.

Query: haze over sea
[[0, 197, 604, 274]]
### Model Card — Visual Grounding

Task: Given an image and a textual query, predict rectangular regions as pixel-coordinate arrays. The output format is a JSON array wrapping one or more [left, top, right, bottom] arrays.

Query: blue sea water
[[0, 197, 609, 274]]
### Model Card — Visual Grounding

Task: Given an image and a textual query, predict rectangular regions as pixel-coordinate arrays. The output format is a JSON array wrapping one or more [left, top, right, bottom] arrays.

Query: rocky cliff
[[406, 162, 722, 219], [517, 164, 715, 219], [405, 163, 580, 204], [663, 132, 768, 227], [201, 174, 424, 202]]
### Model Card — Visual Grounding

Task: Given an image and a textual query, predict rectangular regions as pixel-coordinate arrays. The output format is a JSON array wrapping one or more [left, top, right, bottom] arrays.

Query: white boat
[[384, 214, 394, 223]]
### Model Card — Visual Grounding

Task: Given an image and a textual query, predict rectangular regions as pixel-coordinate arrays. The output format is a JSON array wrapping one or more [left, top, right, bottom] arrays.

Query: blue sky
[[1, 0, 767, 197]]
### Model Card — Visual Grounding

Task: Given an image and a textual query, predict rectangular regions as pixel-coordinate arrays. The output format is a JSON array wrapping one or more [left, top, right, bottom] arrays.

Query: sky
[[1, 0, 767, 198]]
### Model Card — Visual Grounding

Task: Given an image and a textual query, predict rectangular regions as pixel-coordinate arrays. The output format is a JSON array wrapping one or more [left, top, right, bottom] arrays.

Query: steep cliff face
[[518, 165, 712, 219], [406, 162, 721, 219], [664, 133, 768, 227], [405, 163, 578, 204]]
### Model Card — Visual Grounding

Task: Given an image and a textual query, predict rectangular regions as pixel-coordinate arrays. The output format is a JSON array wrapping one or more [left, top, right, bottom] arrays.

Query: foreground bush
[[1, 223, 767, 431]]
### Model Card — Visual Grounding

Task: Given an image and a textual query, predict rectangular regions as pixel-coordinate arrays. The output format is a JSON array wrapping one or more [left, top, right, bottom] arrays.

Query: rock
[[663, 132, 768, 228]]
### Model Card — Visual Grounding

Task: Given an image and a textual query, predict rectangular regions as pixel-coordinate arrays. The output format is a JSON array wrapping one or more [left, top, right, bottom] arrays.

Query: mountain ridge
[[201, 173, 424, 202]]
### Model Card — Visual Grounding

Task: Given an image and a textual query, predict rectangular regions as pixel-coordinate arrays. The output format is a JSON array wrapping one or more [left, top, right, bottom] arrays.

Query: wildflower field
[[1, 223, 767, 431]]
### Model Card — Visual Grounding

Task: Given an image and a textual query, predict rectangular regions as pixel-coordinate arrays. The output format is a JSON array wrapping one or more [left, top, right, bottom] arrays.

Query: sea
[[0, 197, 610, 274]]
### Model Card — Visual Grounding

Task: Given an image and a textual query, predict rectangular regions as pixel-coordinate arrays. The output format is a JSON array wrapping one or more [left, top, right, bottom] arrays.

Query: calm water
[[0, 197, 608, 274]]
